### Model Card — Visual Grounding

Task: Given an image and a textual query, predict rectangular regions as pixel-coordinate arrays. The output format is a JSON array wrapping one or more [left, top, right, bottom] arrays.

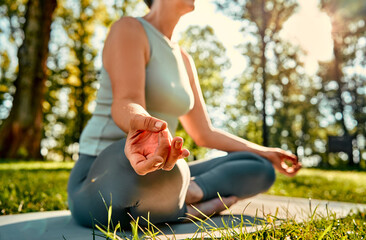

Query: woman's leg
[[188, 152, 276, 202], [67, 139, 190, 228]]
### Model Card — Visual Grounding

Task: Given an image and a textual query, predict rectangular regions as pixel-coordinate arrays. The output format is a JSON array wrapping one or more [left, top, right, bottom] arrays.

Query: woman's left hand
[[265, 148, 301, 177]]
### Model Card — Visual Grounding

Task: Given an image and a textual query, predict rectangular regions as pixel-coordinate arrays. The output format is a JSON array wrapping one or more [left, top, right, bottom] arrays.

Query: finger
[[166, 128, 173, 141], [288, 158, 302, 173], [285, 152, 298, 163], [279, 161, 296, 177], [180, 149, 190, 158], [134, 155, 165, 175], [130, 114, 167, 132], [163, 137, 184, 171], [283, 163, 301, 177], [154, 130, 171, 163], [293, 162, 302, 172]]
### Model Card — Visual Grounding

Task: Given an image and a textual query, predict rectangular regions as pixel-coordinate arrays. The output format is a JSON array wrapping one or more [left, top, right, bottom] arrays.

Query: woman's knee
[[262, 161, 276, 191], [222, 151, 276, 189], [234, 152, 276, 191]]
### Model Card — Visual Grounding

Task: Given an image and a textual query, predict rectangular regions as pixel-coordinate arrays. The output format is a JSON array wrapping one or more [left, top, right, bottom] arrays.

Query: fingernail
[[175, 140, 182, 149], [154, 162, 163, 167], [154, 122, 163, 130]]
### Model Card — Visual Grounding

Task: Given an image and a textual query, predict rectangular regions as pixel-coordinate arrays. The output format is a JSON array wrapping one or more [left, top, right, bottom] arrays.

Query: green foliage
[[217, 0, 322, 155], [0, 51, 13, 121], [0, 0, 146, 160], [216, 0, 366, 167], [316, 1, 366, 166], [0, 0, 28, 124], [179, 25, 230, 107], [108, 0, 145, 24], [321, 0, 366, 18], [268, 42, 326, 158], [42, 0, 145, 161], [176, 25, 230, 160], [0, 0, 364, 167], [43, 0, 108, 161]]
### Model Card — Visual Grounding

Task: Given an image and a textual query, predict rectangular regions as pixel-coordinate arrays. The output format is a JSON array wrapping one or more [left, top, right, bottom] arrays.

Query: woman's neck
[[143, 4, 182, 39]]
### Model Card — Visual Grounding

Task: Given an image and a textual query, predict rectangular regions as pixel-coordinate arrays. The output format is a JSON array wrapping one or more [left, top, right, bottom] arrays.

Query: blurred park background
[[1, 0, 366, 221], [0, 0, 365, 169]]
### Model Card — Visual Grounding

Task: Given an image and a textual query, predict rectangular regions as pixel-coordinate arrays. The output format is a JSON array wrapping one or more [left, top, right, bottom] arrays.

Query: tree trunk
[[261, 38, 268, 147], [333, 40, 354, 166], [0, 0, 57, 159], [260, 0, 268, 147], [333, 46, 348, 136]]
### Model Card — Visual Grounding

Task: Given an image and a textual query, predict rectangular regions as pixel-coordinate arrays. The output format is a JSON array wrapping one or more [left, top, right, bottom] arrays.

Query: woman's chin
[[181, 5, 195, 15]]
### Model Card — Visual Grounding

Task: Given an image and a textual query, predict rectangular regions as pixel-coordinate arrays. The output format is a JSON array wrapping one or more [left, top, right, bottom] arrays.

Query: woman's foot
[[186, 196, 238, 219], [185, 180, 204, 204]]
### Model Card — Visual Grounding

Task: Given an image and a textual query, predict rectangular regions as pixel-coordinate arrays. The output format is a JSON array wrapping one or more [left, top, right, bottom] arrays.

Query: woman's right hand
[[124, 114, 190, 175]]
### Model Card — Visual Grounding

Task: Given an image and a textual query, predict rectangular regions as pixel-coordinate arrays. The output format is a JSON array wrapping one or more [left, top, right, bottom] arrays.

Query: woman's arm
[[179, 49, 301, 176], [103, 17, 150, 132], [103, 17, 188, 175]]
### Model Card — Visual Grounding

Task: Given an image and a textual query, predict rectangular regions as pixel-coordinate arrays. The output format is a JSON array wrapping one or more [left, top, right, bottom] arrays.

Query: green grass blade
[[108, 205, 112, 233], [131, 217, 140, 240], [318, 223, 333, 240], [95, 224, 109, 238]]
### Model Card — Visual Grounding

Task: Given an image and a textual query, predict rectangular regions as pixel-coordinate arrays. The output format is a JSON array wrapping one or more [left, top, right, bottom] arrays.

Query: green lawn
[[186, 211, 366, 240], [1, 161, 366, 215], [0, 161, 73, 215], [267, 168, 366, 203], [249, 211, 366, 239]]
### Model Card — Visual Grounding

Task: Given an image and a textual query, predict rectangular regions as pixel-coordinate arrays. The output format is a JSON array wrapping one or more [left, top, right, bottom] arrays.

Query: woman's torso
[[79, 17, 194, 156]]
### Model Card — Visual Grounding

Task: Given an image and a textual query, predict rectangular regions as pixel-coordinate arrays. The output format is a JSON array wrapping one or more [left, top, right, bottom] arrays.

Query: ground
[[1, 161, 366, 239]]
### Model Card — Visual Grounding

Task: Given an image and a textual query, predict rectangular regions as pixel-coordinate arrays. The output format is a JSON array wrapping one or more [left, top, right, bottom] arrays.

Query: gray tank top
[[79, 17, 194, 156]]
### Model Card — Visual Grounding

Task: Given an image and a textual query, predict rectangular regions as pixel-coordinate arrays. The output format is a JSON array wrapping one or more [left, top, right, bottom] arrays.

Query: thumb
[[130, 114, 167, 132]]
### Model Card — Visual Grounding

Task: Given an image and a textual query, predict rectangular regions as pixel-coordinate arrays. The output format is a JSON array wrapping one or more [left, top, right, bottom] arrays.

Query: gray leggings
[[67, 139, 275, 228]]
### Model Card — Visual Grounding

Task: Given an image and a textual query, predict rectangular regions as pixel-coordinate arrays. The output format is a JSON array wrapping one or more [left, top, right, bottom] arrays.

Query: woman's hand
[[265, 148, 301, 177], [125, 114, 189, 175]]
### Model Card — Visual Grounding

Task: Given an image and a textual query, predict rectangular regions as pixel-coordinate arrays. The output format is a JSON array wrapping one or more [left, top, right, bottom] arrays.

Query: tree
[[0, 51, 12, 121], [0, 0, 28, 123], [175, 25, 230, 160], [216, 0, 298, 147], [319, 0, 366, 166], [42, 0, 144, 160], [0, 0, 57, 159]]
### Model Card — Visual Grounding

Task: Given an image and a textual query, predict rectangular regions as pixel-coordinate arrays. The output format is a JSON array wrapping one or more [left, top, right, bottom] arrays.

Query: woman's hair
[[143, 0, 153, 8]]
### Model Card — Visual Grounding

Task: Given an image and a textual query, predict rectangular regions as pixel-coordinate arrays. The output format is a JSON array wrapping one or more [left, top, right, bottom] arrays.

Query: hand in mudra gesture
[[125, 114, 190, 175], [265, 148, 301, 177]]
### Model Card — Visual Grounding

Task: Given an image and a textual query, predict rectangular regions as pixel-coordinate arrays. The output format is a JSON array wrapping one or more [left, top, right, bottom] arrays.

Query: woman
[[67, 0, 301, 229]]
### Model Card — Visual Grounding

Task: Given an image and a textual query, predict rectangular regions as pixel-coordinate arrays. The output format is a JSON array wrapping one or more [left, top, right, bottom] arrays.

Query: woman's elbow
[[194, 138, 207, 147], [192, 128, 213, 147]]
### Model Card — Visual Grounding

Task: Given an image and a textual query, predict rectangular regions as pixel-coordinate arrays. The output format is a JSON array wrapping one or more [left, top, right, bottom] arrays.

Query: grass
[[1, 161, 366, 215], [267, 168, 366, 203], [1, 161, 366, 239], [0, 161, 73, 215], [94, 197, 366, 240], [249, 211, 366, 239]]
